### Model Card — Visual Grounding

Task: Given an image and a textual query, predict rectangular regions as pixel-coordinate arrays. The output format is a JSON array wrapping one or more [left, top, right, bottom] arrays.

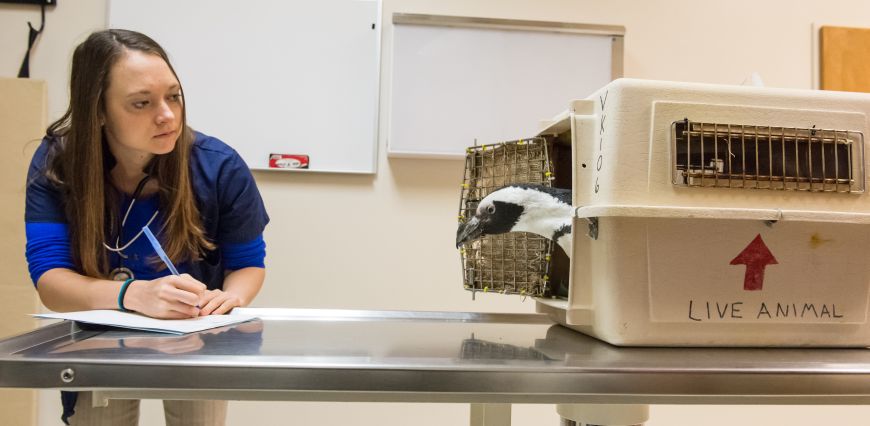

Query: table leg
[[90, 391, 109, 407], [470, 403, 511, 426]]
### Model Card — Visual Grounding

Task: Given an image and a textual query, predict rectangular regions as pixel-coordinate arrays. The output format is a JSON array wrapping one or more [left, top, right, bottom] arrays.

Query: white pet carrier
[[529, 78, 870, 346]]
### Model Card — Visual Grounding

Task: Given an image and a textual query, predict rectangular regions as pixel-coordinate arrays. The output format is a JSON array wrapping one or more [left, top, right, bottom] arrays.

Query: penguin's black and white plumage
[[456, 184, 573, 258]]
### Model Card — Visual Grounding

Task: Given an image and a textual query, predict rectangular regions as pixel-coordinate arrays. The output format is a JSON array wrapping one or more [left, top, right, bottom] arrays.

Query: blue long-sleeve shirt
[[24, 131, 270, 288]]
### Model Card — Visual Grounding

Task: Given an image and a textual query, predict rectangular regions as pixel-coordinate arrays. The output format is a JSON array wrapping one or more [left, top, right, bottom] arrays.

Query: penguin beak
[[456, 217, 484, 248]]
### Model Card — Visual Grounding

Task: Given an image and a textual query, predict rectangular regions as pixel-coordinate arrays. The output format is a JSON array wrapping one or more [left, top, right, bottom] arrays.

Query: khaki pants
[[68, 391, 228, 426]]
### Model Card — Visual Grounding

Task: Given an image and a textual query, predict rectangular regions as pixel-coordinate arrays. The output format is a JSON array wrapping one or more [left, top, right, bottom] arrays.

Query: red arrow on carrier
[[730, 234, 778, 291]]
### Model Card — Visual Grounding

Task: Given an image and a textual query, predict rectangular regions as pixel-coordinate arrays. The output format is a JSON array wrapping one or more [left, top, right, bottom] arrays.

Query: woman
[[25, 29, 269, 425]]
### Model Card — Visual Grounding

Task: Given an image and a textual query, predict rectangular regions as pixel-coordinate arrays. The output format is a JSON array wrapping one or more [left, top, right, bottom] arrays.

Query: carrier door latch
[[586, 216, 599, 240]]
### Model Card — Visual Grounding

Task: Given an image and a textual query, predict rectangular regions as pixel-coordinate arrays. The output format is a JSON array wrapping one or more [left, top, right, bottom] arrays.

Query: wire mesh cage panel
[[671, 120, 866, 193], [457, 137, 567, 298]]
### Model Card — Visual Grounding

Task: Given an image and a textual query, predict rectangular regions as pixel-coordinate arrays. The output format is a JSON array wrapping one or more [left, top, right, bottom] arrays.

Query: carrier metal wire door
[[458, 138, 559, 298]]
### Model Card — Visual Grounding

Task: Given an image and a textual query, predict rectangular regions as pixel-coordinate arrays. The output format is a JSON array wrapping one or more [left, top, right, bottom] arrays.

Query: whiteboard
[[388, 14, 623, 159], [108, 0, 381, 174]]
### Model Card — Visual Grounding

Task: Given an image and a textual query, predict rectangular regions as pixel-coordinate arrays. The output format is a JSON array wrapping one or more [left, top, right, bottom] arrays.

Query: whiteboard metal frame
[[387, 13, 624, 159], [392, 14, 624, 74]]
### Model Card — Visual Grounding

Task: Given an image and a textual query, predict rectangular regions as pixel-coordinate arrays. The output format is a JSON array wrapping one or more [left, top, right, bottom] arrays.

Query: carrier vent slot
[[672, 120, 864, 193]]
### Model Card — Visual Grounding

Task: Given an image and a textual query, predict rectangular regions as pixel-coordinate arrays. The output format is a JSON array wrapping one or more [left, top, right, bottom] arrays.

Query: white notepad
[[33, 310, 256, 335]]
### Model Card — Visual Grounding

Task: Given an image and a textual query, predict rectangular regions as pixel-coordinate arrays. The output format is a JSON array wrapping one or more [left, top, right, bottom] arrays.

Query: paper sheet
[[33, 310, 256, 335]]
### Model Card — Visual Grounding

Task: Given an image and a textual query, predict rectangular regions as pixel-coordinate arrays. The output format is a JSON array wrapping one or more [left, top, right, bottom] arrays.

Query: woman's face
[[103, 49, 183, 165]]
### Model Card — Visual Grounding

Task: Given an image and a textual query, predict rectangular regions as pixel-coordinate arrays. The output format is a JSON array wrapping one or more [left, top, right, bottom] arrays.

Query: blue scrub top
[[24, 130, 269, 290]]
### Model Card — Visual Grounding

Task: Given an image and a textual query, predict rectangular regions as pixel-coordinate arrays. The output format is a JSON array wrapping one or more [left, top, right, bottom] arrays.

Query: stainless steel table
[[3, 308, 870, 425]]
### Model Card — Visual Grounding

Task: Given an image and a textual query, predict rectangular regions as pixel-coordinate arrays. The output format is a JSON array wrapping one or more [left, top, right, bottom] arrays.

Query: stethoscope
[[103, 174, 160, 281]]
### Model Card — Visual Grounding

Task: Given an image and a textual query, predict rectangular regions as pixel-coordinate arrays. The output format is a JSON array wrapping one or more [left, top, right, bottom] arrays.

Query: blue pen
[[142, 225, 201, 309], [142, 225, 179, 275]]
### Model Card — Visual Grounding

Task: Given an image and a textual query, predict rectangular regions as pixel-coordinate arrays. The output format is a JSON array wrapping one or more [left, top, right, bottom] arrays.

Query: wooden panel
[[0, 77, 47, 426], [820, 26, 870, 92]]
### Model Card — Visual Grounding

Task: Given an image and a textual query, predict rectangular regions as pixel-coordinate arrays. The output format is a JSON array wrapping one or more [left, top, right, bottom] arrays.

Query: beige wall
[[4, 0, 870, 425], [0, 76, 46, 426]]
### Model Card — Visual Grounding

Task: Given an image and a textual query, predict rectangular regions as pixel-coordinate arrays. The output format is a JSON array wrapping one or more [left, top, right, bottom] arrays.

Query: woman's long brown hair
[[43, 29, 214, 279]]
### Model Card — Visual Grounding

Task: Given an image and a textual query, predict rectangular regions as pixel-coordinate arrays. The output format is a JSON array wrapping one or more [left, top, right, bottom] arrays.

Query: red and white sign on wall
[[269, 154, 309, 169]]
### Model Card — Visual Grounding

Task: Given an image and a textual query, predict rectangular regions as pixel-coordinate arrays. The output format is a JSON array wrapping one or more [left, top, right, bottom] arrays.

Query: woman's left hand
[[198, 289, 243, 315]]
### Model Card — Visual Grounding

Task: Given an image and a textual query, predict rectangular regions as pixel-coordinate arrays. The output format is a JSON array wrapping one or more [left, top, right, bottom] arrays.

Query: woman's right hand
[[124, 274, 206, 319]]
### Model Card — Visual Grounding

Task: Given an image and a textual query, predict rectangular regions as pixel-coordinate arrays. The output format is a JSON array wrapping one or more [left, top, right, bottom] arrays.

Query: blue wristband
[[117, 278, 135, 312]]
